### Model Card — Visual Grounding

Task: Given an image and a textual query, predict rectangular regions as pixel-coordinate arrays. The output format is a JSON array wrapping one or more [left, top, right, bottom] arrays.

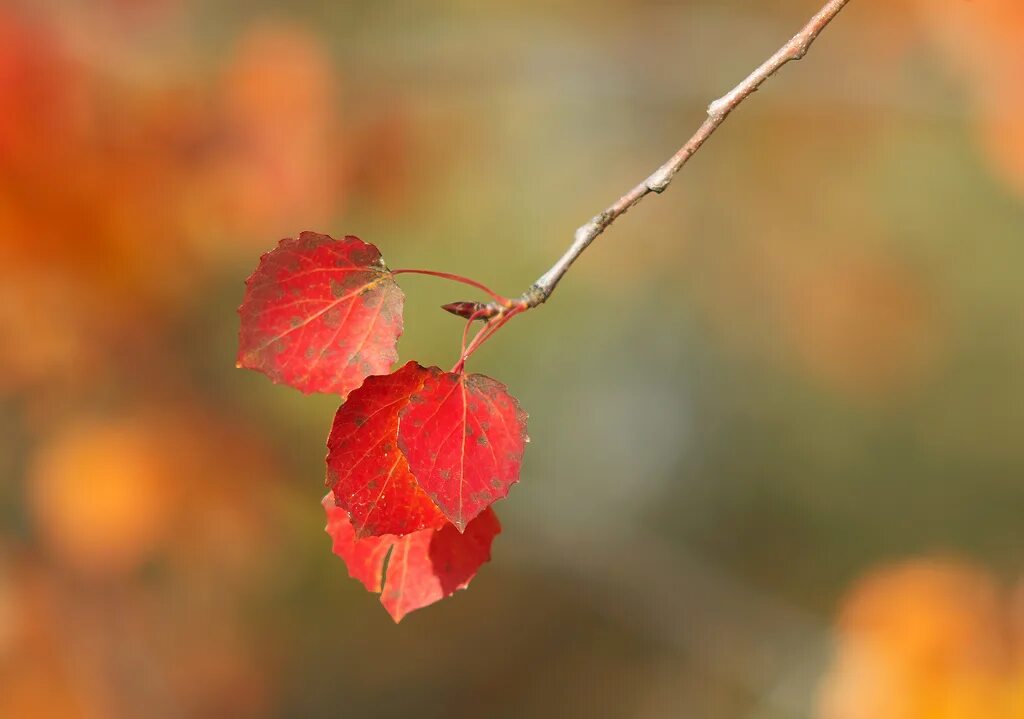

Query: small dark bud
[[441, 301, 499, 320]]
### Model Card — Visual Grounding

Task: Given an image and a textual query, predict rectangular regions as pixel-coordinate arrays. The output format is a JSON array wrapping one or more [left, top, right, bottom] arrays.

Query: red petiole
[[452, 302, 527, 374], [392, 269, 511, 306], [391, 268, 525, 374]]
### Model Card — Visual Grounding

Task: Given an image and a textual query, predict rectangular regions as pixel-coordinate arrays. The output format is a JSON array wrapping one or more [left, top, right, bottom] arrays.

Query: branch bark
[[500, 0, 853, 311]]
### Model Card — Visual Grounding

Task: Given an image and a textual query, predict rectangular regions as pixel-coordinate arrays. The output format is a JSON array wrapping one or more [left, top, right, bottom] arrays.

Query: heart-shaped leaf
[[323, 493, 500, 622], [327, 362, 447, 537], [237, 231, 403, 397], [398, 371, 528, 531]]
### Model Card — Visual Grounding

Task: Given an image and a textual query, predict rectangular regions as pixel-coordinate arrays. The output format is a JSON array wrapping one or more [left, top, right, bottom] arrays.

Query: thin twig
[[483, 0, 853, 315]]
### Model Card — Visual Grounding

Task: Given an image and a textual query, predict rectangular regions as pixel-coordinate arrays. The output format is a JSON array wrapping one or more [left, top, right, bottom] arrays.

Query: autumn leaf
[[323, 493, 396, 593], [323, 493, 500, 622], [237, 232, 404, 396], [398, 370, 528, 531], [326, 362, 447, 537]]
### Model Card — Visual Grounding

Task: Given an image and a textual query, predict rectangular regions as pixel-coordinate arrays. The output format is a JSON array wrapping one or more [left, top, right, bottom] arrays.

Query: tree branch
[[498, 0, 853, 312]]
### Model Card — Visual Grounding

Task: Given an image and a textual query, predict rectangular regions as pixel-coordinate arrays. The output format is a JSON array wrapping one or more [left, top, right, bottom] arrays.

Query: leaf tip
[[384, 604, 406, 623]]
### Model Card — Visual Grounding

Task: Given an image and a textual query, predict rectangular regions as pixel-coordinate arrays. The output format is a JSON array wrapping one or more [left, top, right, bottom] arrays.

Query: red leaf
[[326, 362, 447, 537], [398, 371, 528, 531], [237, 231, 404, 397], [323, 493, 392, 592], [322, 493, 500, 622], [381, 506, 500, 622]]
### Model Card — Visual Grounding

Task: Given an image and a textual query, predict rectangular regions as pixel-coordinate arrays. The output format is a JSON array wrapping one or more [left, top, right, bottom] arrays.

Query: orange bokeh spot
[[820, 558, 1023, 719], [912, 0, 1024, 198], [202, 22, 348, 243], [781, 255, 941, 397], [976, 90, 1024, 199], [28, 420, 172, 575]]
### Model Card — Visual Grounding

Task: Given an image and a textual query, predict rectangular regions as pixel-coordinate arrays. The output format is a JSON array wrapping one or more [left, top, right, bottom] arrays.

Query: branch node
[[646, 168, 672, 193], [524, 284, 548, 307], [574, 223, 596, 244], [706, 97, 728, 120]]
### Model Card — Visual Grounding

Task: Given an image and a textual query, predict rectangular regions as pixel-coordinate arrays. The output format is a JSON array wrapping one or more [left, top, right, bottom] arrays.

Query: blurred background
[[1, 0, 1022, 717]]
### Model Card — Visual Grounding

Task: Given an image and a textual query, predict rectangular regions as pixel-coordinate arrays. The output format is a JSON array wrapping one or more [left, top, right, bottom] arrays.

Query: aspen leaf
[[237, 232, 403, 396], [326, 362, 447, 537], [323, 493, 500, 622], [398, 371, 528, 531]]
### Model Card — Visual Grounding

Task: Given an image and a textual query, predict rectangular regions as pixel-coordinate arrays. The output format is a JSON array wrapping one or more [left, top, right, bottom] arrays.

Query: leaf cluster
[[238, 232, 527, 621]]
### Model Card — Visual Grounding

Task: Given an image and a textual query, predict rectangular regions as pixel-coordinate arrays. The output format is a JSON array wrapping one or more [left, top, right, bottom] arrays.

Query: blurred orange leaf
[[28, 419, 174, 575], [913, 0, 1024, 197], [820, 558, 1024, 719]]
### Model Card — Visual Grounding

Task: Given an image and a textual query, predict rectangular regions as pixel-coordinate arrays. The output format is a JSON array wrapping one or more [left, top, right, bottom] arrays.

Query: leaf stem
[[452, 303, 527, 373], [453, 307, 492, 373], [392, 269, 510, 305]]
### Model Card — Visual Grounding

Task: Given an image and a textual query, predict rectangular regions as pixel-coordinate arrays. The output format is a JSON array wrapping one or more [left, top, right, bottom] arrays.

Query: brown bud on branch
[[441, 301, 500, 320]]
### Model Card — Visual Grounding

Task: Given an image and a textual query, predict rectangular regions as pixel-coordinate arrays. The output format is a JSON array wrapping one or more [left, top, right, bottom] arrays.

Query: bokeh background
[[2, 0, 1022, 717]]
